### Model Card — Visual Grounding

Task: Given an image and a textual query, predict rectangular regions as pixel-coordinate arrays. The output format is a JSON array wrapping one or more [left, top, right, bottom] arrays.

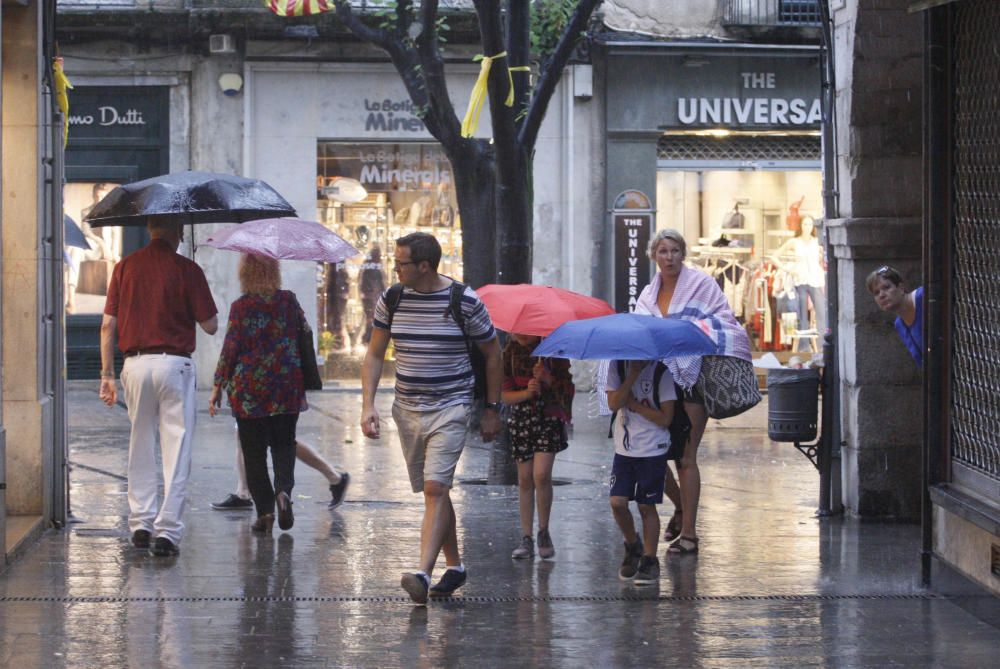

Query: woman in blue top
[[866, 265, 923, 367]]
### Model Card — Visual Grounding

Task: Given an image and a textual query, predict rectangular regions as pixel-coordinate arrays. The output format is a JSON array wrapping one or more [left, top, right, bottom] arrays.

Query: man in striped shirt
[[361, 232, 502, 604]]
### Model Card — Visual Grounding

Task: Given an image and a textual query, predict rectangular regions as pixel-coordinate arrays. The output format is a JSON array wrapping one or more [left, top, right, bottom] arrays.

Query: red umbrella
[[476, 284, 615, 337]]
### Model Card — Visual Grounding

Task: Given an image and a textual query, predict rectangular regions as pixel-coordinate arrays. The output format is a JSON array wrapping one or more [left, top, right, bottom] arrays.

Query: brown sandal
[[663, 512, 683, 542], [667, 536, 699, 555]]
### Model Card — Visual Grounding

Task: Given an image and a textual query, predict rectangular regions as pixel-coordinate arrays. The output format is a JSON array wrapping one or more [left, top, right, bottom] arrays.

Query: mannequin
[[786, 196, 805, 233], [325, 263, 351, 350], [771, 216, 826, 351]]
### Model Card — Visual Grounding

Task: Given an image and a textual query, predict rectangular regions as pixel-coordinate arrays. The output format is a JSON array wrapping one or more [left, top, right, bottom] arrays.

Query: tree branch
[[332, 0, 393, 51], [473, 0, 518, 151], [397, 0, 414, 42], [518, 0, 602, 152], [415, 0, 464, 147], [507, 0, 531, 118]]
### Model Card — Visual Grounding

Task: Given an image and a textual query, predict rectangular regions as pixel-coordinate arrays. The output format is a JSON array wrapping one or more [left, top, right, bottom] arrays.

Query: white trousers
[[121, 353, 196, 545]]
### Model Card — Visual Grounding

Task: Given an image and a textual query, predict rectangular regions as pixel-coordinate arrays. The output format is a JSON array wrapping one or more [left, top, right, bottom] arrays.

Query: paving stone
[[0, 382, 997, 666]]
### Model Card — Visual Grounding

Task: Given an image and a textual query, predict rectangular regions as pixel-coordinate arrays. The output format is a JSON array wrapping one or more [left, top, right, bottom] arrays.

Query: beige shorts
[[392, 402, 471, 493]]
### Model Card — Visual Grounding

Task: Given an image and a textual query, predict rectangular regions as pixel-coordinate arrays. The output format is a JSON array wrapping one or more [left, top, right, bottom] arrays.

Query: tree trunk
[[496, 149, 533, 285], [449, 141, 497, 289]]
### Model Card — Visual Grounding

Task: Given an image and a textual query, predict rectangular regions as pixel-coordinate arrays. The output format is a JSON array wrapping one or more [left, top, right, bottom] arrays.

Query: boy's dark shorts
[[609, 452, 669, 504]]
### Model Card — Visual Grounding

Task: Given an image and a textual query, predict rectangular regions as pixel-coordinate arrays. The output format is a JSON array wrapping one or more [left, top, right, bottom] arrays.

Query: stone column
[[2, 4, 46, 527], [829, 0, 923, 518], [827, 218, 921, 518]]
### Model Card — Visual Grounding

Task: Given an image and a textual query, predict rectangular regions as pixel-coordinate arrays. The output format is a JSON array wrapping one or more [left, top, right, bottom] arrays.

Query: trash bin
[[767, 368, 820, 442]]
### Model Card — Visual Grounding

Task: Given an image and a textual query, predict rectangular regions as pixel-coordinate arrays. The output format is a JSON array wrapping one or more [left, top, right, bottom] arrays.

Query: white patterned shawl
[[593, 265, 751, 415]]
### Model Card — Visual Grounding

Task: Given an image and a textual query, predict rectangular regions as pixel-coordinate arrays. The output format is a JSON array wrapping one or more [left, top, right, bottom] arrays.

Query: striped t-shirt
[[373, 282, 496, 411]]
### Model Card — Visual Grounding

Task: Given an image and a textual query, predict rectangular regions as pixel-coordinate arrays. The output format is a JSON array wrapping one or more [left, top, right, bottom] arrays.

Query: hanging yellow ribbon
[[53, 57, 73, 148], [461, 52, 531, 138]]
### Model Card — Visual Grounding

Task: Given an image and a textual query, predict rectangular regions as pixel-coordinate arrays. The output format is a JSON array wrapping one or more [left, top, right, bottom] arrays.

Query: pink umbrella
[[202, 217, 358, 263]]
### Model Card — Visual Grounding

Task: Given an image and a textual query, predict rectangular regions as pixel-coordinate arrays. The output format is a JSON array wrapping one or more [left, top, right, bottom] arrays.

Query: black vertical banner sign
[[614, 212, 652, 312]]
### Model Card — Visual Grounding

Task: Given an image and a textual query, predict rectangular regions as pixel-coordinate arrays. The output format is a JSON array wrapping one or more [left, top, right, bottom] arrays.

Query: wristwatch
[[484, 401, 501, 411]]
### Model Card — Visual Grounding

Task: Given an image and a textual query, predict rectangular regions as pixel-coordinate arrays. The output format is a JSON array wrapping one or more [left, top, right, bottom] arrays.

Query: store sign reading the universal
[[613, 212, 652, 313], [364, 98, 425, 132], [677, 72, 820, 127]]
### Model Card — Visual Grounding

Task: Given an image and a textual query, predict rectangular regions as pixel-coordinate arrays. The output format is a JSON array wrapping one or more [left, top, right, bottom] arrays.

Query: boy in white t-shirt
[[605, 360, 678, 585]]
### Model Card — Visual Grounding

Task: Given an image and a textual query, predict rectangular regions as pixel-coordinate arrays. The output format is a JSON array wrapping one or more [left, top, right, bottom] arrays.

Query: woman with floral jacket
[[209, 253, 309, 534]]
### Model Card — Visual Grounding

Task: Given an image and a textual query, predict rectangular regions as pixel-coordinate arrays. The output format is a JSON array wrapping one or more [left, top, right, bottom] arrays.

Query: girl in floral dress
[[502, 334, 575, 560]]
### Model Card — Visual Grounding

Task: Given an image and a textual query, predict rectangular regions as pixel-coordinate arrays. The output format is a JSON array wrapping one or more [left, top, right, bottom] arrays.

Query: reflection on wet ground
[[0, 383, 998, 666]]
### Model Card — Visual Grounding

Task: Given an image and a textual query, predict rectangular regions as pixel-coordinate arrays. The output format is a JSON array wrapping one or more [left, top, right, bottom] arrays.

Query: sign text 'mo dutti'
[[68, 106, 146, 127]]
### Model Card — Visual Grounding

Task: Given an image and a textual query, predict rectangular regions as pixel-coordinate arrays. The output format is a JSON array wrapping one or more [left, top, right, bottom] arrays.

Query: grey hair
[[648, 228, 687, 259]]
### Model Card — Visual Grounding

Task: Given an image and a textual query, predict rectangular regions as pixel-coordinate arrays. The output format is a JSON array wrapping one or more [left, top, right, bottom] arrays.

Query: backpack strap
[[608, 360, 627, 439], [446, 281, 477, 363], [384, 283, 404, 329], [652, 362, 666, 408], [445, 280, 468, 335]]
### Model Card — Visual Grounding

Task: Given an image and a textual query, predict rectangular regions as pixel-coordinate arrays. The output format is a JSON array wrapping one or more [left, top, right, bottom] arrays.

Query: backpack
[[607, 360, 691, 459], [384, 280, 487, 399]]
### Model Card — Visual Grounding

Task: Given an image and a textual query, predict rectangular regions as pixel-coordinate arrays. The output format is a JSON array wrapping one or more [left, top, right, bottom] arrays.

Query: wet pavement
[[1, 381, 999, 667]]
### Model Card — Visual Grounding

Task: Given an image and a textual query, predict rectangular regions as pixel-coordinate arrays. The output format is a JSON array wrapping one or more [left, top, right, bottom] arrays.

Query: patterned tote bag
[[693, 355, 762, 419]]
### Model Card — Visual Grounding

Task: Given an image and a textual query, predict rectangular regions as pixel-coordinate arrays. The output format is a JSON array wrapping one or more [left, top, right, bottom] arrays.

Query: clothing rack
[[690, 245, 753, 258]]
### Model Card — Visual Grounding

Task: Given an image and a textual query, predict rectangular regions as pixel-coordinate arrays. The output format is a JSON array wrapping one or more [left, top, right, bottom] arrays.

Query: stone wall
[[830, 0, 924, 519], [603, 0, 724, 37]]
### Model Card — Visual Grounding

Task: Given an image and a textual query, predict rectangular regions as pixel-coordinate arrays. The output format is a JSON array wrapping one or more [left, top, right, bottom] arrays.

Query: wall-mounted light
[[218, 73, 244, 97], [681, 55, 712, 68], [284, 25, 320, 39]]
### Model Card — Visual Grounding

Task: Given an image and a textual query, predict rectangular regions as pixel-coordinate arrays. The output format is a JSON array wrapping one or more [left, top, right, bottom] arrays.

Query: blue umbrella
[[532, 313, 718, 360], [64, 214, 91, 250]]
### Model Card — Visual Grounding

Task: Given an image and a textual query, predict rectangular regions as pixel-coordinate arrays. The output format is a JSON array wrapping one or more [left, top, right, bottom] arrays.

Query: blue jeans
[[795, 284, 826, 351]]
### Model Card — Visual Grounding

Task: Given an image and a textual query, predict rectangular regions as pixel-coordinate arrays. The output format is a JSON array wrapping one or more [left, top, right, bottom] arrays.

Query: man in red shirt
[[99, 219, 218, 557]]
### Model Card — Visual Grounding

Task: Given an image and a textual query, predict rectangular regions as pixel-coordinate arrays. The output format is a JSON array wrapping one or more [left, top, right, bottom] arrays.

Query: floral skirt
[[508, 400, 569, 462]]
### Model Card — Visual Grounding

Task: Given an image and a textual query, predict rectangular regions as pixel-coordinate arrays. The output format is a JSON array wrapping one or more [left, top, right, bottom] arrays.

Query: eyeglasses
[[393, 259, 418, 268]]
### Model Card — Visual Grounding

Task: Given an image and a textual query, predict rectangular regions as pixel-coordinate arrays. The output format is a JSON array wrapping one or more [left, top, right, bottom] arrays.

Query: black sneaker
[[429, 568, 467, 597], [149, 537, 179, 557], [401, 572, 430, 605], [328, 472, 350, 509], [131, 529, 151, 548], [618, 539, 643, 580], [633, 555, 660, 585], [211, 494, 253, 510]]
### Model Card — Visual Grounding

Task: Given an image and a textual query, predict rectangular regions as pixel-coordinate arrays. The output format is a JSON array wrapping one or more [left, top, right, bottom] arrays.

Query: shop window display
[[64, 181, 124, 314], [317, 142, 462, 375], [655, 169, 823, 352]]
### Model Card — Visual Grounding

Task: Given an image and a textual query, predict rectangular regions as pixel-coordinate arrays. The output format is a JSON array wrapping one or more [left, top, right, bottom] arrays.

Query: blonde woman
[[634, 229, 755, 555], [209, 253, 310, 534]]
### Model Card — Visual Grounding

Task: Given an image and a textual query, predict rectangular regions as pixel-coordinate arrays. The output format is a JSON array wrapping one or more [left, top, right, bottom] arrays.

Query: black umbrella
[[84, 171, 296, 227], [64, 214, 91, 250]]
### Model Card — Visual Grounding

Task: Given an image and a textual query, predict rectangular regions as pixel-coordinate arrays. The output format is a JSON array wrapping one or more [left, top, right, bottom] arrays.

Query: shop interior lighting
[[661, 128, 821, 137]]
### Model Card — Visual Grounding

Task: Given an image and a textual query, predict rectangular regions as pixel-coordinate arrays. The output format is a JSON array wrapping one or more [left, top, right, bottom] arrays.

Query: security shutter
[[950, 0, 1000, 492]]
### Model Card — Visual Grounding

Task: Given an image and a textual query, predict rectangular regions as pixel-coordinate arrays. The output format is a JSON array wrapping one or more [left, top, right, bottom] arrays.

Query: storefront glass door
[[316, 141, 462, 377]]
